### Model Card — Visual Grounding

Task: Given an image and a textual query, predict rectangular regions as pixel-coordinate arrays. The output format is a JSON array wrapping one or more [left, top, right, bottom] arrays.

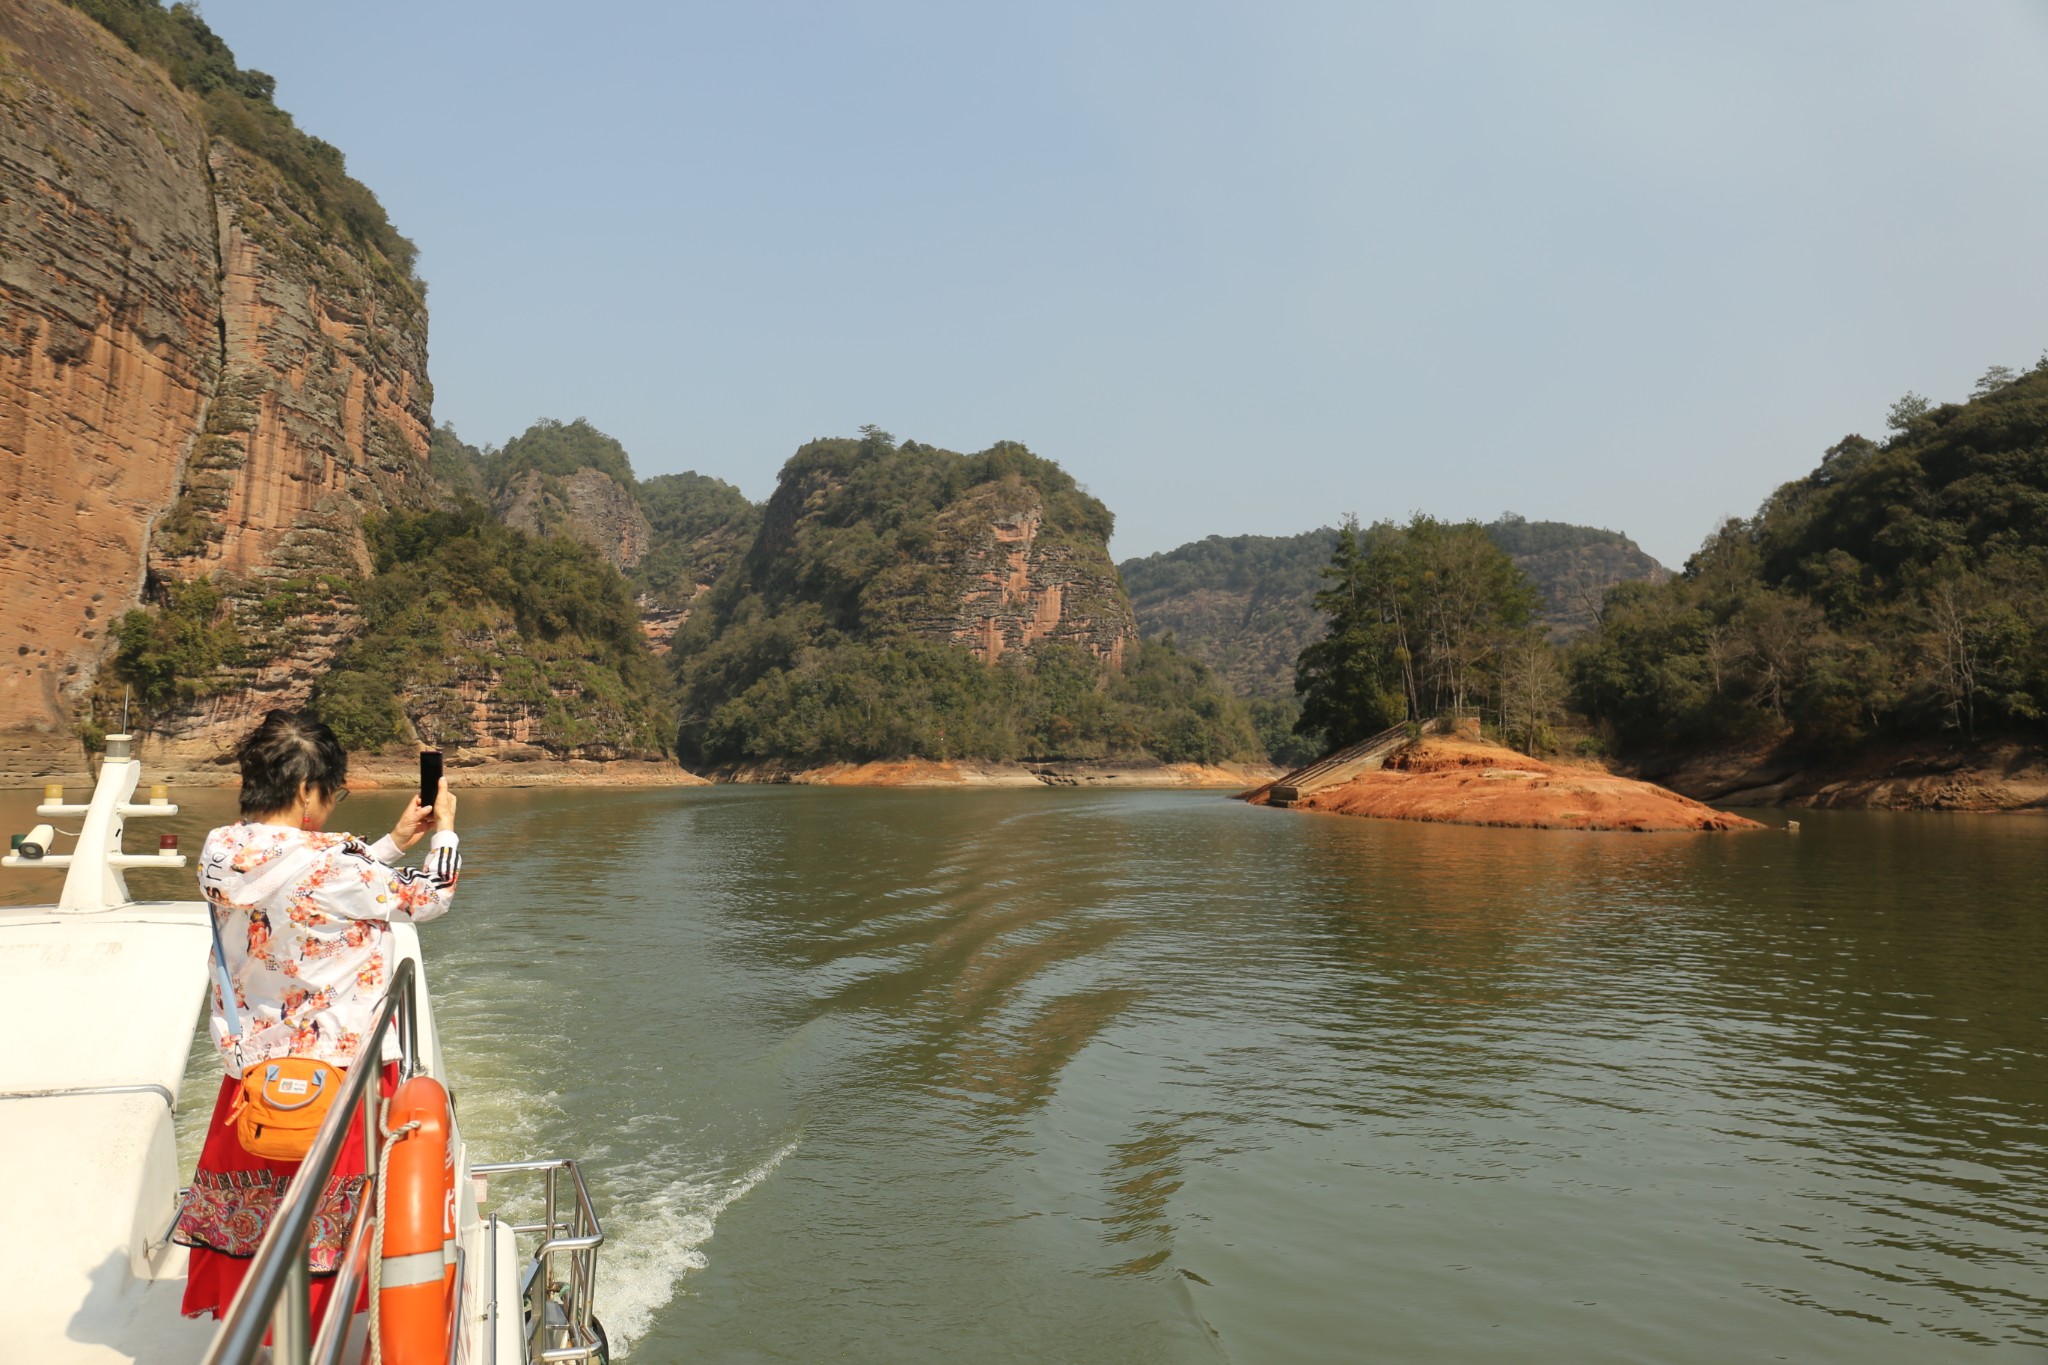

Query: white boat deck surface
[[0, 903, 214, 1363]]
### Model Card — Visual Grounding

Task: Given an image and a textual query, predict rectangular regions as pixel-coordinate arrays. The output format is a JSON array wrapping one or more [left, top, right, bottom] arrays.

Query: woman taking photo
[[173, 710, 461, 1325]]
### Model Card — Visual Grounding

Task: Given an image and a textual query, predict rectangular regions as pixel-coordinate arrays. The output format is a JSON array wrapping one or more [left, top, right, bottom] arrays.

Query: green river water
[[6, 785, 2046, 1362]]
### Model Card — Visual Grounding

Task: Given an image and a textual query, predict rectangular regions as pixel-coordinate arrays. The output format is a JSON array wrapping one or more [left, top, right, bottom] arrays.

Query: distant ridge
[[1119, 517, 1667, 700]]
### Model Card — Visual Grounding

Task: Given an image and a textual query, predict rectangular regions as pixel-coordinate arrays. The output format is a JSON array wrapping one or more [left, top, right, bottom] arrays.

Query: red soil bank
[[1243, 737, 1764, 833]]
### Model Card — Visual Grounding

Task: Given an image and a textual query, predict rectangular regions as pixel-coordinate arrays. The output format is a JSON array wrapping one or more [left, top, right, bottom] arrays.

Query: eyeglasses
[[332, 789, 351, 805]]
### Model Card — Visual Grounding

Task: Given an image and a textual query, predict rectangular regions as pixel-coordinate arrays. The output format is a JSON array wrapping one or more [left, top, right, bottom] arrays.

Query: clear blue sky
[[196, 0, 2048, 567]]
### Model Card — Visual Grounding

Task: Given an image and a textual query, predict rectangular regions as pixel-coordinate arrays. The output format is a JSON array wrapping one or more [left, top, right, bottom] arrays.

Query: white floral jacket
[[199, 822, 460, 1071]]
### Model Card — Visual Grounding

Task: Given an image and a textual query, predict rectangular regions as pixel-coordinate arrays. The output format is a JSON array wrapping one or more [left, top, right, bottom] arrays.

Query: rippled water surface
[[9, 785, 2046, 1362]]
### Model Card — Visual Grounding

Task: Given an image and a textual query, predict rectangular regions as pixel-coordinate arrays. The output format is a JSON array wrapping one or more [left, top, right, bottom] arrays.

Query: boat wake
[[601, 1138, 800, 1356]]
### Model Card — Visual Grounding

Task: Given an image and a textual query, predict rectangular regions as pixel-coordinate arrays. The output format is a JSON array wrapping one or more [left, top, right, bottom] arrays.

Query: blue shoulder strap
[[205, 904, 245, 1046]]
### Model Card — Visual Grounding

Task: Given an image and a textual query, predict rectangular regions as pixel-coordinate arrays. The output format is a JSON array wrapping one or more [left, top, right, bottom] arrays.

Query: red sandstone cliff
[[0, 1, 221, 765], [928, 479, 1136, 666], [155, 143, 433, 583], [0, 0, 435, 767]]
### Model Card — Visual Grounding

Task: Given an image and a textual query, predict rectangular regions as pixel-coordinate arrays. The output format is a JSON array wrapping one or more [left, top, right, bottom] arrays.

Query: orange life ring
[[378, 1075, 456, 1365]]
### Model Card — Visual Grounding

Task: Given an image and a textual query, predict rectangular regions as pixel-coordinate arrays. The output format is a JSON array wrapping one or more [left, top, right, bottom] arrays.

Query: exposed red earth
[[1242, 736, 1764, 833]]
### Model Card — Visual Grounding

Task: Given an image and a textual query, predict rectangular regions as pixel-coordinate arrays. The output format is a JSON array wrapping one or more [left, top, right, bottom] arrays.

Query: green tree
[[1401, 516, 1541, 714], [1293, 515, 1539, 751], [1293, 518, 1406, 750], [1572, 360, 2048, 754]]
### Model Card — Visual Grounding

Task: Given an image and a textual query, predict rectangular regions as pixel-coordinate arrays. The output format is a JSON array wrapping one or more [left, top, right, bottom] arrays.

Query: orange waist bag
[[209, 907, 345, 1162], [232, 1057, 343, 1161]]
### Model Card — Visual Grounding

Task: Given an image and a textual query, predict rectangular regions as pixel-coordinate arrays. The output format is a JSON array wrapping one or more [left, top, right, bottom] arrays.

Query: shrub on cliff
[[428, 424, 488, 501], [1573, 358, 2048, 752], [110, 576, 243, 712], [482, 418, 637, 489]]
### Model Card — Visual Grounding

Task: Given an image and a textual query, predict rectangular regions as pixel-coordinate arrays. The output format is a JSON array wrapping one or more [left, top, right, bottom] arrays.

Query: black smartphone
[[419, 750, 443, 810]]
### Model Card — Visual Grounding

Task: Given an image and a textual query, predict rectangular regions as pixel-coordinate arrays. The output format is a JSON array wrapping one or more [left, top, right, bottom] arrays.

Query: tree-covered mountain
[[1485, 515, 1670, 638], [1573, 361, 2048, 756], [636, 471, 760, 609], [1119, 531, 1334, 705], [431, 418, 760, 610], [1120, 516, 1666, 702], [671, 431, 1256, 768]]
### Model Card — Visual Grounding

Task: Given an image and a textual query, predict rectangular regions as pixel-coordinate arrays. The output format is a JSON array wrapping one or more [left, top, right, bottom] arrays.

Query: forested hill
[[1485, 516, 1671, 637], [431, 419, 759, 611], [1122, 517, 1666, 699], [1574, 361, 2048, 757], [1118, 532, 1332, 702], [669, 431, 1258, 769]]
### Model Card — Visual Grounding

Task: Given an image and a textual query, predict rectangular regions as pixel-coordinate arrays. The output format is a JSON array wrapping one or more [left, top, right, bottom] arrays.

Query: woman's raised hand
[[391, 795, 434, 851]]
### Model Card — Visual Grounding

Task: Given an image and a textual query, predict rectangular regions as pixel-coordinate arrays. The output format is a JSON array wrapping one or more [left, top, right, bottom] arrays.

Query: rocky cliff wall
[[736, 441, 1139, 673], [0, 0, 438, 767], [152, 143, 433, 584], [934, 492, 1135, 667], [1514, 541, 1671, 640], [0, 0, 220, 758], [134, 143, 435, 749], [497, 467, 652, 570]]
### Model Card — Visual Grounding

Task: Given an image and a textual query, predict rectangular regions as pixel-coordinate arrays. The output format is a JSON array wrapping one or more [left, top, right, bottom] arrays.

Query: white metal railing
[[200, 957, 426, 1365], [471, 1158, 607, 1363]]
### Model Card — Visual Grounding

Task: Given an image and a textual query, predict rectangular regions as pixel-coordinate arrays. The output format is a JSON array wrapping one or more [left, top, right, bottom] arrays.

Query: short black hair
[[236, 710, 349, 818]]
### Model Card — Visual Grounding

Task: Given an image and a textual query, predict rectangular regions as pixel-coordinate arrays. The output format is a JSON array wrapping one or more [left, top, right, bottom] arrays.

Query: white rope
[[366, 1099, 421, 1365]]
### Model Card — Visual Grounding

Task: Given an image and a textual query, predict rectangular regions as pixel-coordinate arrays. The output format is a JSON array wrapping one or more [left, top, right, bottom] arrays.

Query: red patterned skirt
[[175, 1063, 399, 1324]]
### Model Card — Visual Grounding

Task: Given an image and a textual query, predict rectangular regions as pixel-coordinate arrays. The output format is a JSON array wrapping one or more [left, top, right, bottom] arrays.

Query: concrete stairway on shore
[[1268, 719, 1437, 807]]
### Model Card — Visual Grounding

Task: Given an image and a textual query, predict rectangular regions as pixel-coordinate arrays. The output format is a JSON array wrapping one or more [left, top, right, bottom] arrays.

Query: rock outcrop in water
[[1243, 733, 1763, 832]]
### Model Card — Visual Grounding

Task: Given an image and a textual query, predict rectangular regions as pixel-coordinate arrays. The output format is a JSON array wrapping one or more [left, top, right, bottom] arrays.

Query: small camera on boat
[[17, 824, 55, 859]]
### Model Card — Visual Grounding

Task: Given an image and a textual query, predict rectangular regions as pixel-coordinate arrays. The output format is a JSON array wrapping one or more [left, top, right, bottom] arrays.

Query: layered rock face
[[0, 0, 436, 764], [497, 467, 652, 570], [937, 496, 1133, 666], [0, 1, 221, 756], [155, 145, 433, 583]]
